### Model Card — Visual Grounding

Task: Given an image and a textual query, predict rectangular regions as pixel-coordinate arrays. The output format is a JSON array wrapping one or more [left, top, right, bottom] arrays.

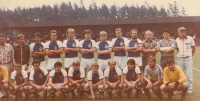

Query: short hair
[[147, 56, 156, 62], [91, 63, 99, 68], [108, 59, 116, 65], [131, 29, 138, 33], [0, 34, 5, 38], [99, 31, 108, 37], [15, 64, 22, 69], [72, 60, 80, 66], [54, 61, 62, 67], [83, 29, 92, 35], [32, 60, 41, 65], [115, 28, 122, 33], [34, 32, 41, 38], [17, 34, 24, 40], [66, 28, 75, 36], [50, 30, 57, 35], [163, 28, 170, 34], [127, 59, 135, 65], [166, 58, 175, 64], [145, 30, 152, 35], [178, 27, 187, 33]]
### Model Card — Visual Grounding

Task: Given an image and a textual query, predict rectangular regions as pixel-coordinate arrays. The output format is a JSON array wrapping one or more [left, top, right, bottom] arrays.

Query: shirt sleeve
[[40, 67, 48, 76], [62, 40, 67, 48], [98, 70, 104, 80], [124, 39, 129, 46], [80, 67, 85, 78], [79, 40, 83, 48], [157, 65, 163, 79], [137, 39, 143, 47], [29, 71, 34, 81], [144, 66, 148, 75], [92, 40, 96, 47], [177, 66, 187, 83], [44, 41, 49, 49], [68, 67, 73, 77], [41, 43, 45, 50], [58, 41, 63, 48], [30, 43, 34, 52], [22, 70, 28, 79], [111, 38, 115, 46], [171, 39, 176, 48], [49, 70, 55, 77], [135, 66, 141, 74], [108, 41, 113, 48], [157, 41, 161, 48], [95, 42, 99, 49], [190, 37, 196, 46], [11, 71, 16, 80], [116, 68, 122, 76], [87, 71, 92, 81], [61, 69, 68, 78], [75, 40, 80, 47], [122, 67, 128, 74]]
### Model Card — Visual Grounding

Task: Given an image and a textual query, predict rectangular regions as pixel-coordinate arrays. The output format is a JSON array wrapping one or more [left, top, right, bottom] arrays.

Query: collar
[[179, 36, 188, 39], [144, 39, 153, 43], [161, 38, 172, 42]]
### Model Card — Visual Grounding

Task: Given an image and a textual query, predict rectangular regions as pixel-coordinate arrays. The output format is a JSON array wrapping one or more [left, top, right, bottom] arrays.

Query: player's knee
[[182, 82, 188, 89], [104, 85, 109, 89], [137, 82, 142, 88], [123, 83, 127, 88], [160, 84, 166, 91], [98, 85, 104, 90], [118, 84, 123, 88], [24, 86, 28, 90]]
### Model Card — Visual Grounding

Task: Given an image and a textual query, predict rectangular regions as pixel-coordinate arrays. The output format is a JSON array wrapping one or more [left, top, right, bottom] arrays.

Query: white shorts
[[53, 83, 63, 87], [46, 58, 62, 70], [80, 58, 95, 69], [64, 57, 79, 68], [30, 61, 47, 71], [127, 57, 143, 66], [22, 64, 31, 73], [98, 59, 109, 70], [113, 56, 127, 69]]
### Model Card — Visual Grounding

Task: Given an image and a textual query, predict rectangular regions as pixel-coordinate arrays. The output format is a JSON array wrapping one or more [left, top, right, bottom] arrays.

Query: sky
[[0, 0, 200, 16]]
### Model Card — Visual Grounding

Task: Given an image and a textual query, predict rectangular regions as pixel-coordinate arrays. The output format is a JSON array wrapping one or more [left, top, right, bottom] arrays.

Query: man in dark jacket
[[14, 34, 30, 75]]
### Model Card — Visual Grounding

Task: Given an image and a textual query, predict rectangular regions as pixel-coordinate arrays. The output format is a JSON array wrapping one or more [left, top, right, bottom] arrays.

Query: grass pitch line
[[193, 68, 200, 72]]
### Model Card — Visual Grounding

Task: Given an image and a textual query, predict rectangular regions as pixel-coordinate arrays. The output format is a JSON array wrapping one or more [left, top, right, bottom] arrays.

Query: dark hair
[[127, 59, 135, 65], [0, 34, 5, 38], [83, 29, 92, 35], [54, 61, 62, 67], [15, 64, 22, 69], [147, 56, 156, 62], [32, 60, 41, 65], [166, 58, 175, 64], [34, 32, 41, 38], [163, 28, 170, 34]]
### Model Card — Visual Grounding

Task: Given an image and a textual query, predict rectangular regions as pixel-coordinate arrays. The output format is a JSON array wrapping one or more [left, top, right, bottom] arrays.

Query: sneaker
[[187, 91, 192, 94]]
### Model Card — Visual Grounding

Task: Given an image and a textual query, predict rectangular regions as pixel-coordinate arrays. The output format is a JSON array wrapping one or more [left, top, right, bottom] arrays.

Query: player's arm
[[105, 77, 112, 85], [123, 74, 129, 84], [112, 46, 125, 52], [93, 79, 103, 87], [33, 50, 46, 56], [143, 74, 151, 84], [43, 74, 49, 86], [60, 77, 68, 87], [142, 47, 157, 54], [130, 46, 143, 52], [76, 78, 84, 83], [29, 80, 38, 89], [48, 77, 57, 89], [152, 78, 163, 87], [10, 79, 15, 87], [68, 77, 75, 83], [88, 81, 95, 98], [84, 47, 96, 53], [18, 78, 28, 87], [192, 46, 195, 56], [163, 47, 175, 53], [64, 47, 79, 53], [125, 46, 137, 51], [96, 48, 112, 55], [115, 76, 121, 85], [51, 48, 63, 54], [80, 48, 88, 54], [135, 73, 141, 84], [45, 49, 55, 56]]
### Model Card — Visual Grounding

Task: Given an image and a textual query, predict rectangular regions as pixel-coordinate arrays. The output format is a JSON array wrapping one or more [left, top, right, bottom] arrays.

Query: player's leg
[[97, 84, 104, 99], [160, 84, 174, 100], [69, 83, 76, 99], [42, 85, 48, 99], [105, 84, 112, 98], [152, 84, 163, 99], [117, 83, 123, 98], [142, 80, 151, 99], [47, 85, 55, 99], [135, 81, 142, 98], [123, 82, 131, 98], [84, 83, 90, 95], [177, 82, 188, 101], [23, 85, 29, 100]]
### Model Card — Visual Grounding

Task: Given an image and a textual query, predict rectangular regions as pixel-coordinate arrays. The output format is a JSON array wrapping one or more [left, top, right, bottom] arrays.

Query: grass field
[[7, 47, 200, 101]]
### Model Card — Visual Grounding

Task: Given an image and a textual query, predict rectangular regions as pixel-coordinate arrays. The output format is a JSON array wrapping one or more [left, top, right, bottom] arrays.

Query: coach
[[176, 27, 196, 94]]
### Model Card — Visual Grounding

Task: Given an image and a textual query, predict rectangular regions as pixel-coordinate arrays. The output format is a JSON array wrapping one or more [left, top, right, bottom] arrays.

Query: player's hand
[[146, 82, 152, 89], [72, 81, 77, 85], [113, 83, 117, 88], [168, 82, 175, 89], [14, 85, 19, 90], [24, 65, 29, 70], [91, 94, 95, 101], [131, 83, 136, 89], [128, 83, 132, 88]]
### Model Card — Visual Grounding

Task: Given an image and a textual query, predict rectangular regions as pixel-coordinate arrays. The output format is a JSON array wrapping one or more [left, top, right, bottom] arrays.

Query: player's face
[[18, 37, 25, 45], [178, 31, 186, 38], [145, 32, 152, 40], [109, 61, 116, 69], [115, 30, 122, 38], [100, 35, 107, 41], [55, 65, 62, 72], [16, 67, 22, 74], [167, 63, 175, 71], [84, 33, 91, 40], [127, 63, 135, 69], [33, 63, 40, 71], [0, 37, 5, 45], [131, 31, 137, 39], [73, 64, 80, 71], [34, 36, 41, 43], [50, 33, 57, 41], [91, 66, 98, 74], [163, 32, 170, 39], [67, 31, 74, 39], [148, 59, 156, 68]]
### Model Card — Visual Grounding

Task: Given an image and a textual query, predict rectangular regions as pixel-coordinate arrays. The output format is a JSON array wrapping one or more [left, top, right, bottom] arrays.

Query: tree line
[[0, 1, 186, 22]]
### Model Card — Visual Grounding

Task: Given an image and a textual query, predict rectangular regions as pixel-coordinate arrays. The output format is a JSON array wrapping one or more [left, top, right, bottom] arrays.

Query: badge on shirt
[[54, 46, 58, 50], [132, 73, 136, 78], [88, 43, 92, 48], [114, 74, 117, 79], [20, 77, 23, 81], [60, 76, 63, 80], [120, 42, 124, 46], [105, 45, 108, 49], [39, 47, 43, 52], [72, 43, 76, 47], [39, 74, 43, 78]]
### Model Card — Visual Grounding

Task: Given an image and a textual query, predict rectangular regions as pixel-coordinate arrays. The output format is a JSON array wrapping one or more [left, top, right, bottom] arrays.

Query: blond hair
[[91, 63, 99, 68], [17, 34, 24, 40], [145, 30, 152, 35], [178, 27, 187, 33], [99, 31, 108, 37], [115, 28, 122, 32]]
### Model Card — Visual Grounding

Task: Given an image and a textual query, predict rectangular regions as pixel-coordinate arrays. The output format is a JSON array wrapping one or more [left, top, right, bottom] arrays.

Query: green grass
[[30, 46, 200, 101]]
